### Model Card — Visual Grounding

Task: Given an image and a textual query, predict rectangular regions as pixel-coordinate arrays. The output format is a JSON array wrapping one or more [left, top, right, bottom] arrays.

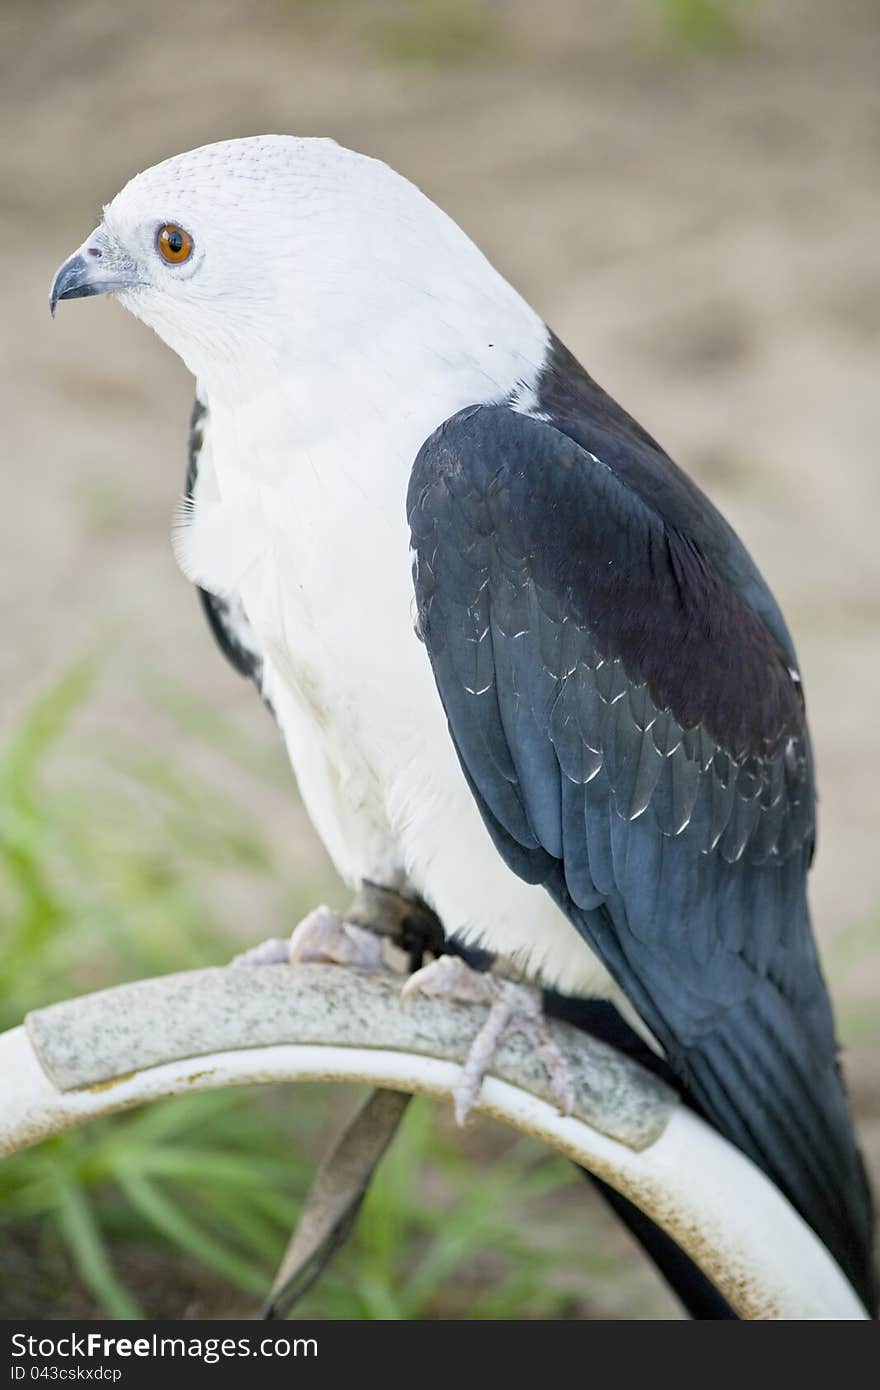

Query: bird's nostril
[[86, 246, 102, 259]]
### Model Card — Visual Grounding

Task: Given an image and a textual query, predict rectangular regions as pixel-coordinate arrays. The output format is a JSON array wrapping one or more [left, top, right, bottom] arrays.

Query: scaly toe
[[400, 952, 495, 1007], [289, 905, 384, 969], [500, 981, 576, 1116], [401, 962, 576, 1124]]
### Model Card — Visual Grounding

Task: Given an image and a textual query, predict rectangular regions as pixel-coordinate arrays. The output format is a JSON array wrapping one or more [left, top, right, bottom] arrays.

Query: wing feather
[[408, 400, 874, 1309]]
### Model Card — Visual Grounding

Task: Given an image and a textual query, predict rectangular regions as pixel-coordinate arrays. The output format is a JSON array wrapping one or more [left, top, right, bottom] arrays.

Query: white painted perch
[[0, 962, 868, 1320]]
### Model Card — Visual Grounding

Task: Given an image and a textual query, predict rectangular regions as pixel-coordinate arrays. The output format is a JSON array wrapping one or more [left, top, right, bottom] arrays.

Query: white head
[[50, 135, 545, 403]]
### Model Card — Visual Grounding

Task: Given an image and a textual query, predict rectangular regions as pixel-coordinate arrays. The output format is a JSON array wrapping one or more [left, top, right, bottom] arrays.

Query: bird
[[50, 134, 875, 1315]]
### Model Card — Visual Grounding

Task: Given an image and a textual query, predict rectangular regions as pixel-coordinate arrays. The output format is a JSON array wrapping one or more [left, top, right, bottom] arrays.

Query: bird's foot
[[289, 905, 385, 968], [401, 955, 575, 1125], [232, 905, 384, 970]]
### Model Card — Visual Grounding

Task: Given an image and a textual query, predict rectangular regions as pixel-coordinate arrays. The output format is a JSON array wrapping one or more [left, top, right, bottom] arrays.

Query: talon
[[289, 905, 384, 969], [400, 956, 576, 1124], [401, 953, 493, 1006]]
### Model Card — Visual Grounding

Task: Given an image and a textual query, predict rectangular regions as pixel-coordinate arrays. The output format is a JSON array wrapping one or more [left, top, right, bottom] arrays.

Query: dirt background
[[1, 0, 878, 1315]]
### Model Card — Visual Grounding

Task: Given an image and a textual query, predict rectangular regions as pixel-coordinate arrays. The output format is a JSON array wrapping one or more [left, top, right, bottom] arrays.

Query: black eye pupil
[[167, 231, 183, 253]]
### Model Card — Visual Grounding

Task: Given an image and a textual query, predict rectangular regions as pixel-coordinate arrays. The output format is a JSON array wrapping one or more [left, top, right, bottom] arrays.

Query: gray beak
[[49, 228, 141, 317]]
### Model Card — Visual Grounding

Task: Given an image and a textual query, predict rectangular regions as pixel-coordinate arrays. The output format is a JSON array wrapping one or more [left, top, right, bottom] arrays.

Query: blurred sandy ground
[[1, 0, 878, 1309]]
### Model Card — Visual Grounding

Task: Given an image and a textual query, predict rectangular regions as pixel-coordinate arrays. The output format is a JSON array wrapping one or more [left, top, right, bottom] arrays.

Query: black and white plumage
[[50, 136, 875, 1313], [408, 349, 871, 1303]]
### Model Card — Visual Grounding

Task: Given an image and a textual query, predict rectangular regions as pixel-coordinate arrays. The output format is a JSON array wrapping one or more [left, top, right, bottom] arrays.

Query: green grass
[[0, 662, 587, 1320]]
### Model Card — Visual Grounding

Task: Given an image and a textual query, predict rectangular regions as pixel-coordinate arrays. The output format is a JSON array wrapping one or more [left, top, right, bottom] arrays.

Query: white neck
[[198, 271, 550, 495]]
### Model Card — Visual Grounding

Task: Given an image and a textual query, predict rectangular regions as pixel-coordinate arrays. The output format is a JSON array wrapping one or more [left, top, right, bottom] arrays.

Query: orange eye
[[156, 224, 193, 265]]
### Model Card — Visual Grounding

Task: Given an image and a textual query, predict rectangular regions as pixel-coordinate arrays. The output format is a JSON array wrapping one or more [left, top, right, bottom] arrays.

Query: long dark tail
[[674, 978, 876, 1313]]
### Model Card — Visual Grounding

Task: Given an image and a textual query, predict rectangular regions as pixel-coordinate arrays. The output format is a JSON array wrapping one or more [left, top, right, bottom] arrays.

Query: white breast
[[173, 334, 619, 1003]]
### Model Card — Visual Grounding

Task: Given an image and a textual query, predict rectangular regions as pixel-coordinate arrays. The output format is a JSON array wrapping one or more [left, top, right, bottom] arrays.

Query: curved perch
[[0, 963, 868, 1320]]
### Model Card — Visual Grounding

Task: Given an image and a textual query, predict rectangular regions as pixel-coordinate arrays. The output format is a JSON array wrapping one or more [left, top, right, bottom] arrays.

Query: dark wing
[[408, 397, 875, 1310], [186, 394, 266, 690]]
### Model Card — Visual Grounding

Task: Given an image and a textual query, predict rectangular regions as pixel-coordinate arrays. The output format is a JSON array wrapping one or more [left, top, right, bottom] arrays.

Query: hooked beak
[[49, 228, 142, 317]]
